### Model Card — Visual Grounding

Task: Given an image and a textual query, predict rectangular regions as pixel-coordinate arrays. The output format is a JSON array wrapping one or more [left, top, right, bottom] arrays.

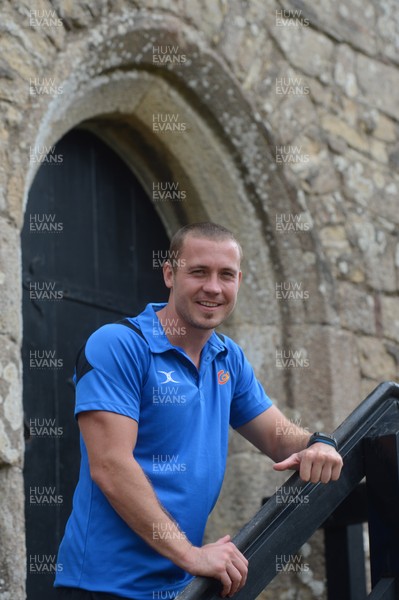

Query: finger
[[225, 562, 242, 596], [331, 457, 343, 480], [273, 454, 299, 471], [233, 555, 248, 589], [230, 551, 248, 578], [309, 459, 323, 484], [298, 453, 312, 482], [219, 571, 232, 598], [320, 463, 332, 484], [215, 535, 231, 545], [228, 542, 248, 562], [273, 458, 293, 471]]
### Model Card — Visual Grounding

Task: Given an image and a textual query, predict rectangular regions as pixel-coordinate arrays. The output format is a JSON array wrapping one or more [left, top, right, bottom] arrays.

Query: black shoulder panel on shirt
[[75, 319, 146, 384], [116, 318, 146, 340], [75, 345, 93, 384]]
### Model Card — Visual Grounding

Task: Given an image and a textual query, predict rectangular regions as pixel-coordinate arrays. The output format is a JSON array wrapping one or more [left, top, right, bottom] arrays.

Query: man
[[55, 222, 343, 600]]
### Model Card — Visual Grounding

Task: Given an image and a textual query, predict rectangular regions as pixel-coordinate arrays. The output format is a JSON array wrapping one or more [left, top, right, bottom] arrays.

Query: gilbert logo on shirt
[[158, 370, 179, 384], [217, 370, 230, 385]]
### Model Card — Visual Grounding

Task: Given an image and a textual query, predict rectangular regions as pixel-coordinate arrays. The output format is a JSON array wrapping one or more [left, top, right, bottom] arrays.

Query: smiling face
[[163, 234, 242, 332]]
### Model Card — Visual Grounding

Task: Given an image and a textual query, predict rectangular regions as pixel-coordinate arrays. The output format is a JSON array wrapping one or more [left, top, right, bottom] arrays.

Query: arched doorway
[[22, 129, 170, 599]]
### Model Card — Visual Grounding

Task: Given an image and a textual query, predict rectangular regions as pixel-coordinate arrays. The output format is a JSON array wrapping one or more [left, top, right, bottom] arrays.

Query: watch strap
[[306, 432, 338, 451]]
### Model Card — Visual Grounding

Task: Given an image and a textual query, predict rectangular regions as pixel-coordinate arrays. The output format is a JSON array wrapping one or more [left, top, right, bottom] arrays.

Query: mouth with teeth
[[197, 301, 222, 309]]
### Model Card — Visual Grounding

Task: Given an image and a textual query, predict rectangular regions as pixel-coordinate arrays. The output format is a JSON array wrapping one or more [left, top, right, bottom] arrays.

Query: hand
[[273, 442, 343, 483], [184, 535, 248, 598]]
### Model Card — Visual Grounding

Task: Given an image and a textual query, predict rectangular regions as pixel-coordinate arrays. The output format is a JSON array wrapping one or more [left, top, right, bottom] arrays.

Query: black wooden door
[[22, 129, 169, 600]]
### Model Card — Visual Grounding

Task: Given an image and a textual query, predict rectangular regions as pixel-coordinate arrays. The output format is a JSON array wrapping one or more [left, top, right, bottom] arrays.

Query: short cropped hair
[[169, 222, 243, 265]]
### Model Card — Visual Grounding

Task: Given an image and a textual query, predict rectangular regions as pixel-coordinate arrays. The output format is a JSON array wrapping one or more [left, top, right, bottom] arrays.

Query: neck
[[156, 305, 213, 364]]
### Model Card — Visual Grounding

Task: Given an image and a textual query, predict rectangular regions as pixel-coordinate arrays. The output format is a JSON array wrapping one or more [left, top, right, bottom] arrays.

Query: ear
[[163, 260, 174, 289]]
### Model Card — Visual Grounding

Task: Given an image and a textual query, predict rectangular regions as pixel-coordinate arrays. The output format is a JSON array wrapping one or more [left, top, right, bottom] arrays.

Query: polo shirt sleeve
[[229, 345, 272, 429], [74, 323, 149, 422]]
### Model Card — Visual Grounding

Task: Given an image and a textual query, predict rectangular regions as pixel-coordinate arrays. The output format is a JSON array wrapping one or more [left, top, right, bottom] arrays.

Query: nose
[[202, 273, 222, 295]]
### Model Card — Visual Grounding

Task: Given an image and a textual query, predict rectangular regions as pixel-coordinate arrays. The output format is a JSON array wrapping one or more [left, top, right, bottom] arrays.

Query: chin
[[189, 315, 220, 330]]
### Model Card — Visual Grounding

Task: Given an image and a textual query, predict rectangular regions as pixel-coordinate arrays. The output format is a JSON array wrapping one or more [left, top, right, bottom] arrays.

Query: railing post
[[364, 431, 399, 598], [324, 523, 366, 600], [323, 483, 367, 600]]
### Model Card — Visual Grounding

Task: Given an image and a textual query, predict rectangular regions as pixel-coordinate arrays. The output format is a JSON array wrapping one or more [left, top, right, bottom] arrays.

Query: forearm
[[237, 406, 311, 462], [273, 425, 310, 462], [92, 455, 192, 569]]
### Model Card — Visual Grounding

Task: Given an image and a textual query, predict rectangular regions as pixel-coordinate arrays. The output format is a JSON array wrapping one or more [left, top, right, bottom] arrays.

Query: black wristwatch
[[306, 432, 338, 451]]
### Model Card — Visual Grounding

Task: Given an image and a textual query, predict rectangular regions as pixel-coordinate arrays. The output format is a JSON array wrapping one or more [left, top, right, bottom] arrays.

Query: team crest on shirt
[[217, 370, 230, 385], [158, 370, 180, 384]]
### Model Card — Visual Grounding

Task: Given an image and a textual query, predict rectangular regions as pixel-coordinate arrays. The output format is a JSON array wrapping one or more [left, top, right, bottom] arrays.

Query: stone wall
[[0, 1, 398, 598]]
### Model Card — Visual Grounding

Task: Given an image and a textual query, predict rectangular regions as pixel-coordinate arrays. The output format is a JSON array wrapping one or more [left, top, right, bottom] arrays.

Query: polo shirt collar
[[136, 303, 227, 355]]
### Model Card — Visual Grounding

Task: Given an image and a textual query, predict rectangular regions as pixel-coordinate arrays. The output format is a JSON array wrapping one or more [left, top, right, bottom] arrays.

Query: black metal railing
[[179, 381, 399, 600]]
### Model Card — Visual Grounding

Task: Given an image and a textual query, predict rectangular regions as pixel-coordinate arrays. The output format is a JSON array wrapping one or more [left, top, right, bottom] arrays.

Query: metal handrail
[[178, 381, 399, 600]]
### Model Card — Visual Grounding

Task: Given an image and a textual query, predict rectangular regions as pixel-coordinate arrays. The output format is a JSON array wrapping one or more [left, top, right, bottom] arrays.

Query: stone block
[[338, 281, 376, 335], [0, 219, 21, 343], [275, 325, 361, 430], [270, 22, 334, 81], [328, 329, 361, 427], [182, 0, 225, 41], [345, 213, 397, 292], [322, 114, 369, 154], [381, 296, 399, 345], [231, 324, 286, 405], [0, 336, 23, 467], [0, 466, 26, 599], [334, 44, 358, 97], [356, 54, 399, 121], [373, 113, 397, 143], [363, 240, 397, 294], [357, 336, 396, 381]]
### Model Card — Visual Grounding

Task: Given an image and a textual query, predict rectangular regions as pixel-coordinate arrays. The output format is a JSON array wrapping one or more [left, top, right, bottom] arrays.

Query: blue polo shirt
[[55, 303, 272, 599]]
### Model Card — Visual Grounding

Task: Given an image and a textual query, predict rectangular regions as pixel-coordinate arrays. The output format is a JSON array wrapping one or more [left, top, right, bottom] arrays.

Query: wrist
[[306, 432, 338, 451], [177, 542, 199, 573]]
